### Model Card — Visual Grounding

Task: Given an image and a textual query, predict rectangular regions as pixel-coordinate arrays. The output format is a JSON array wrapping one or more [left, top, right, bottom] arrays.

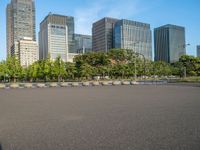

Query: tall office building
[[197, 45, 200, 57], [92, 17, 119, 52], [6, 0, 36, 57], [75, 34, 92, 54], [39, 13, 75, 62], [16, 37, 38, 67], [154, 24, 186, 63], [114, 19, 152, 60]]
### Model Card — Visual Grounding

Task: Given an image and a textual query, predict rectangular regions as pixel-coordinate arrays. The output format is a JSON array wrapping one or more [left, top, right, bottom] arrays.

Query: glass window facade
[[92, 17, 119, 52], [154, 24, 186, 63], [197, 45, 200, 57], [75, 34, 92, 53], [6, 0, 36, 57], [49, 24, 68, 61], [114, 19, 152, 60], [39, 14, 75, 62]]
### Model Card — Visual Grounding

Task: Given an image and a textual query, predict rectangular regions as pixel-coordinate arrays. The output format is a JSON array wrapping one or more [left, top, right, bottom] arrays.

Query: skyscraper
[[154, 24, 186, 63], [75, 34, 92, 54], [39, 13, 75, 62], [197, 45, 200, 57], [114, 19, 152, 60], [6, 0, 36, 57], [92, 17, 119, 52]]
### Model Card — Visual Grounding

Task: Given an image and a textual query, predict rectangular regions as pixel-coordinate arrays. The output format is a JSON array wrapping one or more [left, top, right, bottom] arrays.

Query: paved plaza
[[0, 85, 200, 150]]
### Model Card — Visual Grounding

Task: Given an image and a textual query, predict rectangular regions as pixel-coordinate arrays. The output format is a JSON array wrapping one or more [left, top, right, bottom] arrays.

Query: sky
[[0, 0, 200, 60]]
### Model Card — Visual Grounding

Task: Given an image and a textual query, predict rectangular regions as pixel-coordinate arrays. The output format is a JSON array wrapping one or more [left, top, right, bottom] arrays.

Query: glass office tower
[[75, 34, 92, 54], [6, 0, 36, 57], [197, 45, 200, 57], [39, 13, 75, 61], [92, 17, 119, 52], [154, 24, 186, 63], [114, 19, 152, 60]]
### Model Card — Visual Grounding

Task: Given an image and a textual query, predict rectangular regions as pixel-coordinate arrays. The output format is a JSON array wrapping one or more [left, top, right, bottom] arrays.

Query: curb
[[0, 84, 6, 89], [0, 80, 168, 89], [92, 81, 101, 86]]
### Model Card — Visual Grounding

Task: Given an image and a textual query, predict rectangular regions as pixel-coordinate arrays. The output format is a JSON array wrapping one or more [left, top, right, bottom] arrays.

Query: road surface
[[0, 85, 200, 150]]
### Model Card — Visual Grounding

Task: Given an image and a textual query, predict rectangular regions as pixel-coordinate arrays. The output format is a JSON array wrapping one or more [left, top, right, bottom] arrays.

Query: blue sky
[[0, 0, 200, 60]]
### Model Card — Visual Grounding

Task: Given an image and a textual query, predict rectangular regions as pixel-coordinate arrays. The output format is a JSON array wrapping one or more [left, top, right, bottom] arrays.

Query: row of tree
[[0, 49, 200, 82]]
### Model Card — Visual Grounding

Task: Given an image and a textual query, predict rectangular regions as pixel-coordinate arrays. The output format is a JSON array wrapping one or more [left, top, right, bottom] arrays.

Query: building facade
[[15, 37, 38, 67], [6, 0, 36, 57], [197, 45, 200, 57], [75, 34, 92, 54], [154, 24, 186, 63], [92, 17, 119, 52], [39, 13, 75, 62], [114, 19, 152, 60]]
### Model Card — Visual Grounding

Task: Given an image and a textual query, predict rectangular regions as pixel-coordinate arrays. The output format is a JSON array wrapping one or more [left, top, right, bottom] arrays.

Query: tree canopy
[[0, 50, 199, 82]]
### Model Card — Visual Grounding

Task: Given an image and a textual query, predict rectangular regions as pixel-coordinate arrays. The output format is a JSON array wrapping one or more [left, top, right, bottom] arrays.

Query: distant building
[[92, 17, 152, 59], [68, 53, 79, 63], [6, 0, 36, 58], [154, 24, 186, 63], [92, 17, 119, 52], [15, 37, 38, 67], [114, 19, 152, 60], [39, 13, 75, 62], [75, 34, 92, 54], [197, 45, 200, 57]]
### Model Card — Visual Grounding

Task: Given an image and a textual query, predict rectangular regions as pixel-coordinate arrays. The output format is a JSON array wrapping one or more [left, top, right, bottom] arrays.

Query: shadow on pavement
[[0, 144, 2, 150]]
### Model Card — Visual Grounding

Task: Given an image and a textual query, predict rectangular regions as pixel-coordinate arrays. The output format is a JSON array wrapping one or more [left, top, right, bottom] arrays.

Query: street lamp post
[[134, 51, 137, 81], [179, 43, 190, 78], [183, 43, 190, 49], [138, 53, 146, 77], [128, 42, 146, 81], [132, 42, 139, 81]]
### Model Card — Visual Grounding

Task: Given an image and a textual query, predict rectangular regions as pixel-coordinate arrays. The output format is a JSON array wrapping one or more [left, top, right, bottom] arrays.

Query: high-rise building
[[154, 24, 186, 63], [197, 45, 200, 57], [114, 19, 152, 60], [39, 13, 75, 62], [15, 37, 38, 67], [92, 17, 119, 52], [75, 34, 92, 54], [6, 0, 36, 57]]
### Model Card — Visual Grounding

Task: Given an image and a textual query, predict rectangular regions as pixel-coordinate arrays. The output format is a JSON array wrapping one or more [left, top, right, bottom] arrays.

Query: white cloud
[[105, 0, 140, 18], [74, 2, 105, 35], [74, 0, 142, 35]]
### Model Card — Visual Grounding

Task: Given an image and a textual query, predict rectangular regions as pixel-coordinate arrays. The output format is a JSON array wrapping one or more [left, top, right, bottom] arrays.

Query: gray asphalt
[[0, 85, 200, 150]]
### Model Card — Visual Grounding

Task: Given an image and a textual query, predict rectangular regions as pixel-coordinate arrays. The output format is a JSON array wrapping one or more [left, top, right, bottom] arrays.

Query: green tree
[[19, 67, 28, 82], [65, 62, 77, 80], [179, 55, 200, 76], [74, 52, 110, 67], [108, 49, 128, 64], [6, 56, 22, 82], [153, 61, 172, 77], [97, 66, 110, 78], [35, 58, 53, 82], [110, 64, 129, 79], [52, 56, 66, 82], [0, 61, 8, 82], [196, 57, 200, 76], [79, 63, 95, 80], [171, 61, 184, 77], [27, 62, 40, 82]]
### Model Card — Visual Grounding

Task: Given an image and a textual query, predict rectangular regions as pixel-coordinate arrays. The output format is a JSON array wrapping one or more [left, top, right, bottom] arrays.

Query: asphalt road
[[0, 85, 200, 150]]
